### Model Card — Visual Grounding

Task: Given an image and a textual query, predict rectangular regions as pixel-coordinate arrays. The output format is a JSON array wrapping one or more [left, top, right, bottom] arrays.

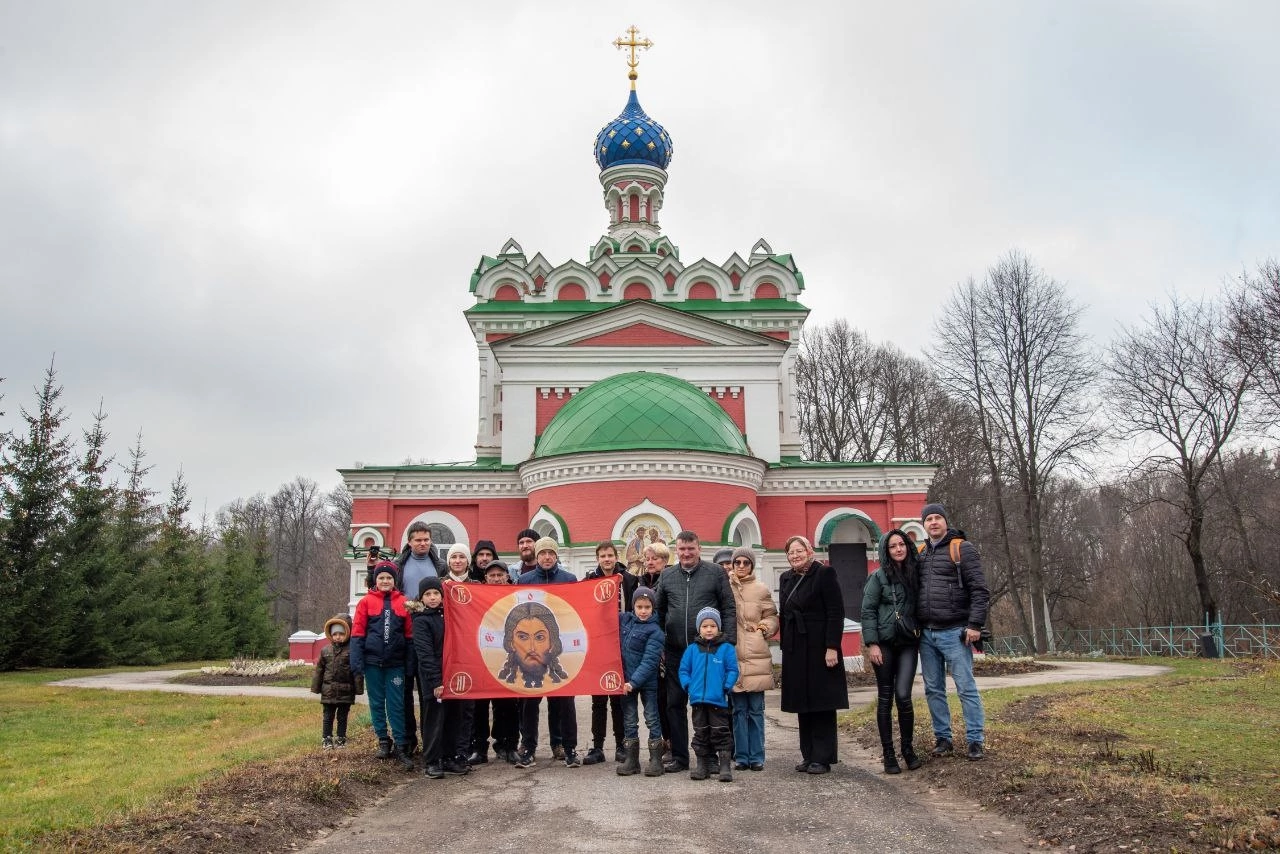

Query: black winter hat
[[418, 575, 444, 598], [472, 539, 498, 561], [921, 502, 948, 523], [516, 528, 539, 545]]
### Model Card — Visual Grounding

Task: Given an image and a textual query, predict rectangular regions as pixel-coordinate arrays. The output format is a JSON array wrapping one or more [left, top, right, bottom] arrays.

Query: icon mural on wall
[[622, 514, 673, 567]]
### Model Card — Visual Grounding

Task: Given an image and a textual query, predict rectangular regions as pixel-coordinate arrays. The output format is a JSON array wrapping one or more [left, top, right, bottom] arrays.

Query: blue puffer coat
[[619, 612, 664, 689], [678, 635, 739, 709]]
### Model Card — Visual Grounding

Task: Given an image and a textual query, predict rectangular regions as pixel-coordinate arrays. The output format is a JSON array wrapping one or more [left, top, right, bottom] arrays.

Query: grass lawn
[[0, 665, 327, 850], [845, 656, 1280, 850]]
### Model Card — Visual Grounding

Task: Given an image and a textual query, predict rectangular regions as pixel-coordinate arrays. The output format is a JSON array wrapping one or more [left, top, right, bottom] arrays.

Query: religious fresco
[[622, 514, 672, 566]]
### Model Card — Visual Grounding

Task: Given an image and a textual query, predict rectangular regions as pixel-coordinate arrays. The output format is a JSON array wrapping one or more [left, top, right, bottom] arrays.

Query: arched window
[[622, 282, 652, 300], [754, 282, 780, 299], [493, 284, 521, 301], [689, 281, 717, 300]]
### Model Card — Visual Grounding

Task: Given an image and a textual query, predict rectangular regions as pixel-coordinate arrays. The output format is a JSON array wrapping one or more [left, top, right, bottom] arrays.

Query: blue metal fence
[[990, 624, 1277, 659]]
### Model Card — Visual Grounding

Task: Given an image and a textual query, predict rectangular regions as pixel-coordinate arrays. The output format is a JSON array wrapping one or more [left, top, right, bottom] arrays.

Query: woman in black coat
[[778, 535, 849, 774]]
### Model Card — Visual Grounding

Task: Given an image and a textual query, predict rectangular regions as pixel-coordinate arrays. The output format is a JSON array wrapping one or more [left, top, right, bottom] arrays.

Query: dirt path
[[52, 661, 1170, 853]]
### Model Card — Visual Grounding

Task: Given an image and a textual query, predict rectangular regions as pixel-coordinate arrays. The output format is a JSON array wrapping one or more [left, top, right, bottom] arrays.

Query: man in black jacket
[[917, 502, 989, 761], [655, 530, 736, 772]]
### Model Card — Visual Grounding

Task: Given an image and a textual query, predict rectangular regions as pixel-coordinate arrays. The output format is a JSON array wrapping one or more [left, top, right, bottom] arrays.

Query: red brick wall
[[526, 480, 757, 543], [706, 388, 746, 432]]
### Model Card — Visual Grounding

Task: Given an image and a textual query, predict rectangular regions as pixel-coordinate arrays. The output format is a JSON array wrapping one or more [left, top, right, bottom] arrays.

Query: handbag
[[890, 582, 920, 643]]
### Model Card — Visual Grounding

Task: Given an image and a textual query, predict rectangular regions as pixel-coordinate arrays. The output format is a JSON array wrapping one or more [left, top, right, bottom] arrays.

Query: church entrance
[[827, 543, 868, 622]]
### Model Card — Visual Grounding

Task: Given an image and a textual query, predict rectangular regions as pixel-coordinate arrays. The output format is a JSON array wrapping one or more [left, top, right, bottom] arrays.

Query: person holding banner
[[515, 538, 581, 769], [656, 531, 737, 773], [583, 541, 637, 765]]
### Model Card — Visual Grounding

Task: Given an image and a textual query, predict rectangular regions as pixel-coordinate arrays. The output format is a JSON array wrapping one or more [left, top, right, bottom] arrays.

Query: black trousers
[[872, 642, 918, 751], [472, 698, 519, 753], [690, 704, 732, 757], [590, 694, 624, 750], [664, 649, 690, 765], [421, 697, 474, 764], [402, 669, 419, 748], [519, 696, 577, 753], [321, 703, 350, 739], [797, 710, 839, 766]]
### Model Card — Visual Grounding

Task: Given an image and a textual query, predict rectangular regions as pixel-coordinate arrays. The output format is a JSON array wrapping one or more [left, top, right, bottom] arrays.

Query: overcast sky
[[2, 1, 1276, 517]]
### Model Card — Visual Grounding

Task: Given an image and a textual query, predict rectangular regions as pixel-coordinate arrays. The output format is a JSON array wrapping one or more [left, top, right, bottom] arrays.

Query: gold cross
[[613, 25, 653, 89]]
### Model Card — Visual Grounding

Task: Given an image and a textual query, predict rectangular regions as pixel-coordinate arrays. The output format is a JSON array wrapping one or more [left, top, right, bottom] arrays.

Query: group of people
[[311, 502, 989, 781]]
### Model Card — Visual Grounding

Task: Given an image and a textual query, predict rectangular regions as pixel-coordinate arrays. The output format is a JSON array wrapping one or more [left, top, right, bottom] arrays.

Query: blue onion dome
[[594, 90, 673, 171]]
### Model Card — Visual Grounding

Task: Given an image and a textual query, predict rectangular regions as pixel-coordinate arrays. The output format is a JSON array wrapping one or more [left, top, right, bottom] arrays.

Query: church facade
[[340, 39, 934, 615]]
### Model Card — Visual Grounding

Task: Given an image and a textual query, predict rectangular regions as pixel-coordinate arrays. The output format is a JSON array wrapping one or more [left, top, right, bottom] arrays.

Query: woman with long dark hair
[[861, 529, 922, 773]]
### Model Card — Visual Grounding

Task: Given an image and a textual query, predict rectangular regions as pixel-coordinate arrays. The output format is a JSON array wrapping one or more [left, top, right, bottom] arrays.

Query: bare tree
[[931, 252, 1100, 653], [1227, 259, 1280, 424], [1105, 294, 1260, 629], [795, 320, 888, 461]]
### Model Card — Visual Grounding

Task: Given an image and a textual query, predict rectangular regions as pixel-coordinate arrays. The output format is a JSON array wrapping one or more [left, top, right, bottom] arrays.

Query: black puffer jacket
[[916, 529, 989, 630], [655, 560, 737, 649]]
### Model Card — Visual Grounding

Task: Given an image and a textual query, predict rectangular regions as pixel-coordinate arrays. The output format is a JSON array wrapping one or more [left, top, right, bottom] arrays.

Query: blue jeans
[[621, 683, 661, 740], [364, 665, 407, 744], [919, 627, 984, 745], [731, 691, 765, 765]]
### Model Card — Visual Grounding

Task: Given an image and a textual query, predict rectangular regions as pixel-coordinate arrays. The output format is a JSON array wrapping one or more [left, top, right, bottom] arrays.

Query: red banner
[[441, 579, 625, 700]]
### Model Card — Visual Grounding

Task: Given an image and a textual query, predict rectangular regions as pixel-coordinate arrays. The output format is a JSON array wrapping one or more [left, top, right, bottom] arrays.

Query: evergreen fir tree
[[0, 362, 75, 669], [217, 498, 279, 657], [187, 510, 228, 660], [60, 403, 118, 667], [153, 469, 199, 659], [103, 433, 162, 664]]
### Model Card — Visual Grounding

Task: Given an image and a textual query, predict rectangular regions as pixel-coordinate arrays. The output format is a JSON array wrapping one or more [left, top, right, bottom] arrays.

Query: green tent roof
[[534, 372, 749, 458]]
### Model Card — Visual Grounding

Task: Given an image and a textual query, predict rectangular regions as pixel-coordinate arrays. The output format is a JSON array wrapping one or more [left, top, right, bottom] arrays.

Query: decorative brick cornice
[[344, 472, 525, 498], [520, 451, 766, 491], [759, 466, 935, 495]]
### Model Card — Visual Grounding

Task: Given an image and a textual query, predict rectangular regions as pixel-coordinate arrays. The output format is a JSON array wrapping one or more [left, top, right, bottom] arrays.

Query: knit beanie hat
[[517, 528, 540, 545], [696, 606, 722, 632], [712, 547, 734, 565], [534, 536, 558, 556], [731, 546, 756, 569], [373, 560, 399, 582], [447, 542, 470, 560], [921, 502, 948, 523], [632, 586, 656, 607], [418, 575, 444, 598]]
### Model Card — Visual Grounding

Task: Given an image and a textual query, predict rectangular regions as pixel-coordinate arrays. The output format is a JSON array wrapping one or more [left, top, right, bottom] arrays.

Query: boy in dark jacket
[[350, 561, 415, 771], [584, 540, 638, 765], [617, 586, 665, 777], [311, 613, 363, 748], [678, 607, 739, 782], [409, 575, 471, 778]]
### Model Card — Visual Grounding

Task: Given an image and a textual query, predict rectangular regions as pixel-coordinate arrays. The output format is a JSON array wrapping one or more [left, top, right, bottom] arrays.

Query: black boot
[[391, 744, 415, 772], [883, 747, 902, 774], [644, 739, 665, 777], [689, 754, 711, 780], [717, 750, 733, 782], [375, 737, 392, 759], [877, 699, 900, 773], [900, 706, 922, 770], [616, 738, 641, 776]]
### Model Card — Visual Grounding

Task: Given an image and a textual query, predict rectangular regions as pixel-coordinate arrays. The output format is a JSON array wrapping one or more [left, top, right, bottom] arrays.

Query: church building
[[340, 30, 935, 616]]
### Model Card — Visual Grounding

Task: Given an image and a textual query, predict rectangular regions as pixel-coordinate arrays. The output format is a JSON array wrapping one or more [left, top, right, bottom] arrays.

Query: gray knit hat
[[695, 606, 722, 632], [921, 502, 947, 523], [730, 546, 756, 569]]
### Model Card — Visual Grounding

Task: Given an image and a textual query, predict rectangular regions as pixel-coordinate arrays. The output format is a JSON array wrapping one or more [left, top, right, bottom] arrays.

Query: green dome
[[534, 372, 749, 458]]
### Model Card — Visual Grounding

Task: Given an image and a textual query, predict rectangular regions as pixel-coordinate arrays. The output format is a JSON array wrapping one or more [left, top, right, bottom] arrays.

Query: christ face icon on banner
[[497, 601, 569, 688]]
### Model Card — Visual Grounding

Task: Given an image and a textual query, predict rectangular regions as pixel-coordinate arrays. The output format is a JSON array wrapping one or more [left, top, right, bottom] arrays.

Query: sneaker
[[749, 762, 764, 772], [498, 747, 518, 764], [563, 749, 582, 768], [966, 742, 985, 761], [931, 738, 954, 757], [424, 763, 444, 779], [734, 762, 750, 771], [442, 757, 470, 775], [582, 747, 606, 765], [334, 736, 347, 748], [552, 744, 566, 761], [467, 750, 489, 766], [322, 736, 334, 750], [514, 750, 536, 769]]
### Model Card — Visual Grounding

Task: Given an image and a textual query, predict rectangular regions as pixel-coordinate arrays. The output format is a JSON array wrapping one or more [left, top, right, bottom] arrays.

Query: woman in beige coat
[[728, 546, 779, 771]]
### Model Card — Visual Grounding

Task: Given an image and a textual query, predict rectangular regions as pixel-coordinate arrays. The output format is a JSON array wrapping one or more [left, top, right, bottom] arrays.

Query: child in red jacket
[[350, 561, 415, 771]]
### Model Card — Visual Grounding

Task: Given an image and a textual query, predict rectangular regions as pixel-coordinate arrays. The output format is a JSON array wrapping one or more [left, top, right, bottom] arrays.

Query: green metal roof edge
[[339, 461, 519, 474], [465, 298, 809, 315], [468, 255, 503, 293], [767, 459, 935, 469], [818, 512, 884, 547]]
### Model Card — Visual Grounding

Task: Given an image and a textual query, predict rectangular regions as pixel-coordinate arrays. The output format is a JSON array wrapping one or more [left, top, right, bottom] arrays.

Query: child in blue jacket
[[617, 586, 665, 777], [678, 606, 739, 782]]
